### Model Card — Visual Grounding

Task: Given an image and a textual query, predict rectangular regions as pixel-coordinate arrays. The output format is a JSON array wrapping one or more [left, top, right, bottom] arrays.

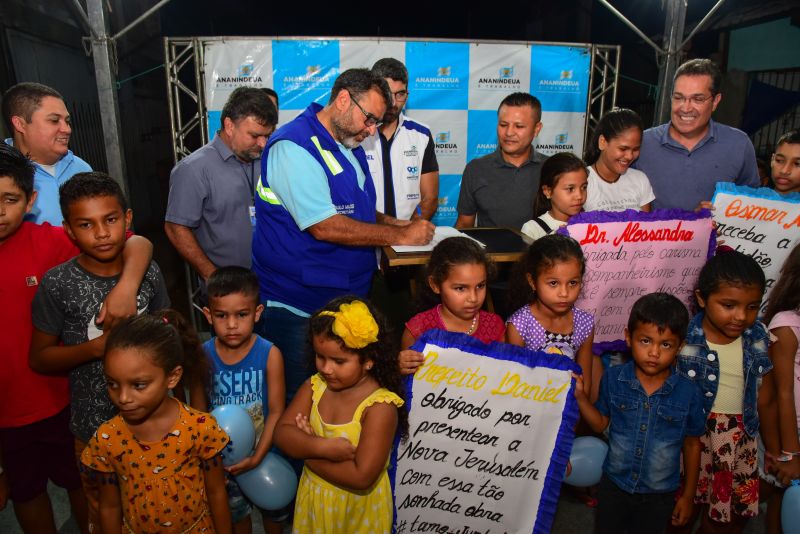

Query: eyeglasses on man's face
[[672, 93, 715, 106], [346, 90, 383, 127], [392, 90, 409, 102]]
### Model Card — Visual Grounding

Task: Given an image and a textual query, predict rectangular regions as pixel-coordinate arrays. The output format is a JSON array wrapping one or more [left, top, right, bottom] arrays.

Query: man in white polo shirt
[[362, 58, 439, 220]]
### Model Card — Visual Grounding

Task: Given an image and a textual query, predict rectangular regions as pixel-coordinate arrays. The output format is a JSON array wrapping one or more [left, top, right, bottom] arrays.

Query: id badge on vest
[[249, 205, 256, 227]]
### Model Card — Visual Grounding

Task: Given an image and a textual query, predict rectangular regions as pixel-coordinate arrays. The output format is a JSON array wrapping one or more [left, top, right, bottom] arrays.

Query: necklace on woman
[[438, 305, 478, 335]]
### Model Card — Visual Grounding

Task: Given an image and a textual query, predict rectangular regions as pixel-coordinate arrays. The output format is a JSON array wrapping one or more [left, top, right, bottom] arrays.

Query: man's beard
[[331, 114, 364, 149], [382, 106, 400, 124], [236, 148, 262, 162]]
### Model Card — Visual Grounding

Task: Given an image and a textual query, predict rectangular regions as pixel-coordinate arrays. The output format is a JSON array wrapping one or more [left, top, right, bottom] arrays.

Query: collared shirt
[[596, 361, 706, 494], [457, 147, 546, 229], [634, 120, 759, 211], [165, 134, 257, 269], [4, 138, 92, 225], [362, 113, 438, 220], [676, 312, 772, 437]]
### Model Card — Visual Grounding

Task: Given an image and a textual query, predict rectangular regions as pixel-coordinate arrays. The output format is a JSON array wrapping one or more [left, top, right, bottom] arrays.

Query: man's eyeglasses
[[347, 90, 382, 127], [672, 93, 715, 106], [392, 90, 409, 102]]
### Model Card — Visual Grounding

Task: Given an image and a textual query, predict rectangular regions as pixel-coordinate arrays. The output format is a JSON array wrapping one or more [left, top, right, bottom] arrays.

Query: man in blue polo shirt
[[2, 83, 91, 225], [253, 68, 434, 404], [635, 59, 759, 210]]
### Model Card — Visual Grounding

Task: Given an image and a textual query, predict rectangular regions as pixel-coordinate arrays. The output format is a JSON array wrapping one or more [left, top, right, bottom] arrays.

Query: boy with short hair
[[29, 171, 167, 532], [574, 292, 705, 533], [771, 129, 800, 195], [202, 266, 286, 534]]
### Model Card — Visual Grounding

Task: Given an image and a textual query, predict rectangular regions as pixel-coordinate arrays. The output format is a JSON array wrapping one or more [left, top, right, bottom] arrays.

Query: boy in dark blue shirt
[[574, 293, 705, 533]]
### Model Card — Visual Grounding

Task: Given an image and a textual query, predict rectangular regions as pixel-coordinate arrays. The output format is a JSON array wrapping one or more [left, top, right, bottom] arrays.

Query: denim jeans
[[257, 305, 313, 477], [595, 476, 674, 534], [257, 305, 313, 407]]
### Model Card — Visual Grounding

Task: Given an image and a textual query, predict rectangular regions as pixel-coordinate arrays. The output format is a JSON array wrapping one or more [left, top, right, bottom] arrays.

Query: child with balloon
[[202, 266, 286, 533]]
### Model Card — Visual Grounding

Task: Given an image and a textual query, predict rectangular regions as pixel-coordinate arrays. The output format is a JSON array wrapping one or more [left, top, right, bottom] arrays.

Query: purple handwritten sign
[[559, 209, 715, 352]]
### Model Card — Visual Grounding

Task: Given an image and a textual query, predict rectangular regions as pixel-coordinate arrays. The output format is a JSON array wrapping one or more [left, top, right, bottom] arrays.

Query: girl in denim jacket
[[675, 250, 772, 533]]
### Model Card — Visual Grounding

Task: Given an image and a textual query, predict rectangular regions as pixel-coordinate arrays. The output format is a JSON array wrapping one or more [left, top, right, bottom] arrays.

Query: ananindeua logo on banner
[[392, 330, 579, 534], [560, 209, 715, 352], [711, 183, 800, 314]]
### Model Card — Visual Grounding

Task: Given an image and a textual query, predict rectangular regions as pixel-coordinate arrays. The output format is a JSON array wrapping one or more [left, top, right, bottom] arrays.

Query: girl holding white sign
[[274, 297, 407, 534], [400, 236, 505, 358], [506, 234, 595, 394]]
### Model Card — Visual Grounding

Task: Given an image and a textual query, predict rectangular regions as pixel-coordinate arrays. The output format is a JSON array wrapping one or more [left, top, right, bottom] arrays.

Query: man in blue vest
[[253, 68, 434, 404]]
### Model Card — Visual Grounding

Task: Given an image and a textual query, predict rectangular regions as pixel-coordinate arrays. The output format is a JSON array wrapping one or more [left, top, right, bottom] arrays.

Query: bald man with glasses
[[252, 68, 433, 406], [363, 57, 440, 221]]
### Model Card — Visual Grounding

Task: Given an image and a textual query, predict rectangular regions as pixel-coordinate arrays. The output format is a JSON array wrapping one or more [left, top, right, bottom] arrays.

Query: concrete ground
[[1, 481, 767, 533]]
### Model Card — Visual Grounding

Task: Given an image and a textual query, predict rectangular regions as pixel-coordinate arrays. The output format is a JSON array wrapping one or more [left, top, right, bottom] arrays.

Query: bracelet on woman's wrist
[[776, 450, 800, 462]]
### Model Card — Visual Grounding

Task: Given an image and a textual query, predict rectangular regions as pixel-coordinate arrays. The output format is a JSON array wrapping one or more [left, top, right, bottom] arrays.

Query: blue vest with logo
[[252, 103, 377, 313]]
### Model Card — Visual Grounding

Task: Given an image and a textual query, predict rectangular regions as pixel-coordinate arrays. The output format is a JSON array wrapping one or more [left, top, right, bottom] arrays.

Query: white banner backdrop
[[203, 39, 591, 225]]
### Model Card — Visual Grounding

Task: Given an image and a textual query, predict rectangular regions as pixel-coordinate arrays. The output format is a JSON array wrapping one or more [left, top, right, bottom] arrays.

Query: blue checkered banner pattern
[[204, 38, 591, 226]]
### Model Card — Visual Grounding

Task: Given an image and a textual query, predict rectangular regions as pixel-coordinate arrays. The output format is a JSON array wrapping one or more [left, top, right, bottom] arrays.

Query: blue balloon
[[211, 405, 256, 467], [783, 480, 800, 533], [236, 453, 298, 510], [564, 436, 608, 487]]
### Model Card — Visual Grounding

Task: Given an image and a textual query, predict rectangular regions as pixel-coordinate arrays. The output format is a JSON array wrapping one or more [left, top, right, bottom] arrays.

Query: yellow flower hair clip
[[318, 301, 379, 349]]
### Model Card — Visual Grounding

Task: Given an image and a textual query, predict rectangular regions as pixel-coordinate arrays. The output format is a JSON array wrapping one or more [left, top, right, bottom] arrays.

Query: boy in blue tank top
[[203, 266, 286, 534]]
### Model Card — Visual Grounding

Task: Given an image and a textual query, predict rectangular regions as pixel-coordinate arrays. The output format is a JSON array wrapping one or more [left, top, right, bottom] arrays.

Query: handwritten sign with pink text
[[560, 210, 715, 351], [711, 183, 800, 315]]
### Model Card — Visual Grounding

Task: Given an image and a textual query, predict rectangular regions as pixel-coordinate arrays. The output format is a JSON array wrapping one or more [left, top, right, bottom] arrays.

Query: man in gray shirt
[[165, 88, 277, 279], [456, 92, 546, 229]]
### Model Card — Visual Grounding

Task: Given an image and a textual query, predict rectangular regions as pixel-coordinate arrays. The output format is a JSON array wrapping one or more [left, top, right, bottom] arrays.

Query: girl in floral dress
[[675, 250, 773, 533]]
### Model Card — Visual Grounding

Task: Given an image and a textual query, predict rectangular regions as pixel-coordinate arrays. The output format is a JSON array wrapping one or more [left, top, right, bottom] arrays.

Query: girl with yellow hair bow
[[274, 296, 407, 534]]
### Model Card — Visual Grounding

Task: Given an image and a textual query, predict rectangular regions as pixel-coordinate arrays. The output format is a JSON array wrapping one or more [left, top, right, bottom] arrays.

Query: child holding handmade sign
[[400, 236, 505, 355], [506, 234, 595, 393], [574, 293, 705, 532], [771, 130, 800, 195], [520, 153, 588, 240], [583, 108, 655, 212], [274, 297, 407, 534], [760, 245, 800, 531], [674, 250, 774, 532]]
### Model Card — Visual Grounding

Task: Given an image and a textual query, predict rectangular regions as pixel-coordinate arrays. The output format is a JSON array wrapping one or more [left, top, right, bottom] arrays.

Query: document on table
[[390, 226, 485, 253]]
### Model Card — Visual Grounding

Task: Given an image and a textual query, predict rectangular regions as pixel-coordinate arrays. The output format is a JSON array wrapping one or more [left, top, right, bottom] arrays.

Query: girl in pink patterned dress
[[399, 237, 504, 373]]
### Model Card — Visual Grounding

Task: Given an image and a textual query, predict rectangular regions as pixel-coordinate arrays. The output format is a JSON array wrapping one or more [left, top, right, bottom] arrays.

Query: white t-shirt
[[521, 211, 563, 240], [584, 166, 655, 212]]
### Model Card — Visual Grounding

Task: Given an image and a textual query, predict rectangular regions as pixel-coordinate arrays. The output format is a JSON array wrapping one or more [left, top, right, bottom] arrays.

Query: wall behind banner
[[203, 38, 591, 226]]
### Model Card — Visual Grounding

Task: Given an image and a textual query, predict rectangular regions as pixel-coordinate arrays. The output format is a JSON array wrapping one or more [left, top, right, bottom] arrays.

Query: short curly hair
[[309, 296, 408, 440], [59, 171, 127, 220]]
